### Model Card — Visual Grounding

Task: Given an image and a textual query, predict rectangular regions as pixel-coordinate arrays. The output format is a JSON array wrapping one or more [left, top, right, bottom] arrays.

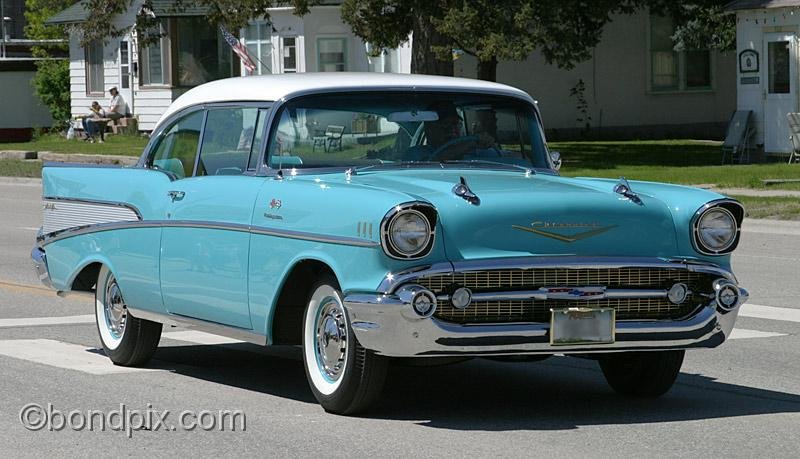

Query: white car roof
[[157, 72, 534, 128]]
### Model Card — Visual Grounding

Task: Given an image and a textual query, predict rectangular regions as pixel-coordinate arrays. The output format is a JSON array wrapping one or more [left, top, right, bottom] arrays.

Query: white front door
[[118, 38, 133, 114], [763, 33, 797, 153]]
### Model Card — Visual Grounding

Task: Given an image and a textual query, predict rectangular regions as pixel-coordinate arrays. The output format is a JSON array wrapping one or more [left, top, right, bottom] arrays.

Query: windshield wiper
[[441, 160, 534, 176]]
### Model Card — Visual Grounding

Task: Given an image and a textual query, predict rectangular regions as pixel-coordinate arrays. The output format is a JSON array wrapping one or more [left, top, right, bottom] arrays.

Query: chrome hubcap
[[104, 276, 127, 337], [314, 299, 347, 381]]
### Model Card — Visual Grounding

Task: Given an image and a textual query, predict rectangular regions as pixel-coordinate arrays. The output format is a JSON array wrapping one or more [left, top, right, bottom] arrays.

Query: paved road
[[1, 179, 798, 457]]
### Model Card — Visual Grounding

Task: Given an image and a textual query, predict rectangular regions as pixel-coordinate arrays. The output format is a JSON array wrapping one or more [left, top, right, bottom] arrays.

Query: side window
[[247, 109, 269, 171], [197, 107, 262, 176], [150, 110, 204, 179]]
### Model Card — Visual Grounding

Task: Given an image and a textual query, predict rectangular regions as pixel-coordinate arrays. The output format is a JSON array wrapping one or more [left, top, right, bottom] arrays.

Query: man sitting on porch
[[107, 87, 127, 121]]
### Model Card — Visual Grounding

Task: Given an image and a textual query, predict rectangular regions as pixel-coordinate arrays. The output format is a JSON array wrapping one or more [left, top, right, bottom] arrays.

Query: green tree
[[342, 0, 736, 81], [24, 0, 71, 129], [648, 0, 735, 51], [78, 0, 315, 46]]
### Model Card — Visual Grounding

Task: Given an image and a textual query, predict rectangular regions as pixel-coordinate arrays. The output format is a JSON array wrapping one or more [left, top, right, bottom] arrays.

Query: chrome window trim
[[258, 87, 550, 176], [375, 256, 736, 294], [690, 198, 745, 256], [137, 101, 274, 178], [37, 219, 380, 248]]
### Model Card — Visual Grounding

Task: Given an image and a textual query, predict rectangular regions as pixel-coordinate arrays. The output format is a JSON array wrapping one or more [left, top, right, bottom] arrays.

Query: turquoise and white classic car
[[33, 73, 747, 414]]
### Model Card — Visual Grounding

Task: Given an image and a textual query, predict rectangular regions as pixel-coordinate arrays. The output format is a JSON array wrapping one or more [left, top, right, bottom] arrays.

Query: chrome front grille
[[417, 268, 703, 291], [415, 267, 713, 324]]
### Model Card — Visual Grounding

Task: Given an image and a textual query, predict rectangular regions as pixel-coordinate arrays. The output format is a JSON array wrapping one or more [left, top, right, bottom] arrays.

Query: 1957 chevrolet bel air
[[33, 73, 747, 414]]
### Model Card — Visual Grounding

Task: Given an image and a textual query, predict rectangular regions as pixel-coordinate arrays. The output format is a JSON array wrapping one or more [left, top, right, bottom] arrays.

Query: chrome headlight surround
[[691, 199, 744, 255], [381, 202, 437, 260]]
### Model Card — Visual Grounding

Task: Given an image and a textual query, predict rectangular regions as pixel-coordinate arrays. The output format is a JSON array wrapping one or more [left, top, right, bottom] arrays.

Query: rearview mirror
[[387, 110, 439, 122], [550, 151, 562, 171]]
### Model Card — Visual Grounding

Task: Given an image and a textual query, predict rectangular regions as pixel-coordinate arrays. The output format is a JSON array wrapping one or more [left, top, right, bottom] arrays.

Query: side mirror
[[550, 151, 562, 171]]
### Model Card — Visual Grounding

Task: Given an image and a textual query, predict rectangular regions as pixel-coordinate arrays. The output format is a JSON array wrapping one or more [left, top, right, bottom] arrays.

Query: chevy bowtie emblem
[[512, 221, 617, 243]]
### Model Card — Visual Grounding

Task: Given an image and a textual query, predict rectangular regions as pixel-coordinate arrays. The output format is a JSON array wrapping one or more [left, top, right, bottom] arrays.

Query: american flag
[[220, 25, 257, 73]]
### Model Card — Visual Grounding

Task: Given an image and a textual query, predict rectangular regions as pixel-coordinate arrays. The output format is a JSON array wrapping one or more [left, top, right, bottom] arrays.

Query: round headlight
[[696, 207, 737, 253], [388, 210, 431, 256]]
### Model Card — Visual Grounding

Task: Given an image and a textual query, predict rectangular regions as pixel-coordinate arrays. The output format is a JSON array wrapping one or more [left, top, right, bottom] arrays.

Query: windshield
[[266, 92, 550, 171]]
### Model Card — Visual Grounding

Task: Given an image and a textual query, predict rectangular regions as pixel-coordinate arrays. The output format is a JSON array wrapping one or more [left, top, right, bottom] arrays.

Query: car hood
[[342, 169, 683, 260]]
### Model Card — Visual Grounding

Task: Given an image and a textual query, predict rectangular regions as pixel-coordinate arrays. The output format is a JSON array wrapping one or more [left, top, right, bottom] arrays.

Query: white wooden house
[[48, 2, 737, 140], [46, 1, 411, 131], [726, 0, 800, 154]]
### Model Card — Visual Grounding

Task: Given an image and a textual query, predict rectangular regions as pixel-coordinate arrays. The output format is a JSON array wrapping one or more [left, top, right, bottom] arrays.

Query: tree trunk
[[477, 57, 498, 82], [411, 15, 453, 76]]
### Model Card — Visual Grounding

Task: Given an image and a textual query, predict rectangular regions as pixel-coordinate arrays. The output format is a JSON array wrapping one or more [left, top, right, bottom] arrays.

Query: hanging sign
[[739, 49, 759, 73]]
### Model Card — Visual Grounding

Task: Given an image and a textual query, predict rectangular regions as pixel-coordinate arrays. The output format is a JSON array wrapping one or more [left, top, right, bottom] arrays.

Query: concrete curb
[[0, 150, 137, 166], [711, 187, 800, 198]]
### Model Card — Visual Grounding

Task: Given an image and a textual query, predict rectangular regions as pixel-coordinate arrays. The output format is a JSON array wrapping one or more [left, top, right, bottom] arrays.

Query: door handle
[[167, 190, 185, 201]]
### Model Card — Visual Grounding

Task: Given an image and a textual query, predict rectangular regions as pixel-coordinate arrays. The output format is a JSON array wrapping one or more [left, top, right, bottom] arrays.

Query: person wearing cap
[[107, 87, 127, 121]]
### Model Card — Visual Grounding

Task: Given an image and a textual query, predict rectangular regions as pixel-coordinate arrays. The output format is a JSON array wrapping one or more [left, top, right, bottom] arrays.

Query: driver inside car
[[405, 102, 475, 161]]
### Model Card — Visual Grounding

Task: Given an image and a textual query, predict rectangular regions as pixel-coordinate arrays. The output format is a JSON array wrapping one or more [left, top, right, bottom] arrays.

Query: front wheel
[[95, 265, 162, 366], [598, 350, 685, 397], [302, 275, 388, 415]]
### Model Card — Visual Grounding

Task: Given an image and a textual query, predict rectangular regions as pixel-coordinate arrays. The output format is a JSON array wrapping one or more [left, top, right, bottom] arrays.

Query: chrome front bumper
[[31, 246, 53, 289], [343, 257, 748, 357]]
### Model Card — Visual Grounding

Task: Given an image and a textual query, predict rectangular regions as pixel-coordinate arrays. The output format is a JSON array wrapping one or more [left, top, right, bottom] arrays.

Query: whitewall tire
[[302, 274, 388, 415], [95, 265, 162, 366]]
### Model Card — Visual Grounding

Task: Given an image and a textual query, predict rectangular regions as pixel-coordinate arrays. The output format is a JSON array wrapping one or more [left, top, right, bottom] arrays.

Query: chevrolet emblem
[[512, 221, 617, 243]]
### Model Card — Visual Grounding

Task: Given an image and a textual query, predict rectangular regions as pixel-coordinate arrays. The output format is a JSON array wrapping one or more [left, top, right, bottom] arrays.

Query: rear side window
[[197, 107, 262, 176], [150, 110, 204, 179]]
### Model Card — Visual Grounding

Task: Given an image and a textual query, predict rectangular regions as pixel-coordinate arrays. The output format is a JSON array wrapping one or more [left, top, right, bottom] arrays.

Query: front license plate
[[550, 307, 615, 345]]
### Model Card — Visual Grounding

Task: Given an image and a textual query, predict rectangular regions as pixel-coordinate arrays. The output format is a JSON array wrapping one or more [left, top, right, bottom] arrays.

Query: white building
[[48, 3, 737, 140], [727, 0, 800, 154], [46, 0, 410, 131]]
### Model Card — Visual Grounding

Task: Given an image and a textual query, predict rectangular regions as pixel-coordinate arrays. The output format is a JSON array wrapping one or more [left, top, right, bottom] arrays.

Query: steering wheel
[[428, 135, 479, 160]]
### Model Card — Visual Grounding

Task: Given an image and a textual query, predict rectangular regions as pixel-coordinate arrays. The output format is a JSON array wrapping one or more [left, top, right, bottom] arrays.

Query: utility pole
[[0, 0, 5, 58]]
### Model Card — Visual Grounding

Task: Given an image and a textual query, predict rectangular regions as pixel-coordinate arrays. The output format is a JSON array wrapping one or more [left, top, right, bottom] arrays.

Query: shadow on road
[[143, 343, 800, 430]]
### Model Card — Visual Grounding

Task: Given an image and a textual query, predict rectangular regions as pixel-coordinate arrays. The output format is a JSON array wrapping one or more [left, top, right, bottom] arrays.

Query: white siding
[[454, 9, 736, 134]]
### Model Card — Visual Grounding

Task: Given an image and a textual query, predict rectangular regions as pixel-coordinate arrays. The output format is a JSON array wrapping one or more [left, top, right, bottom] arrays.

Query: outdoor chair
[[312, 125, 344, 153], [787, 113, 800, 164], [721, 110, 753, 164]]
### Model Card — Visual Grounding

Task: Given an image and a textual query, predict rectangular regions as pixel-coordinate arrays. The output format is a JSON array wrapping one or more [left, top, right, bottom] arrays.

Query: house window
[[139, 22, 170, 86], [649, 15, 712, 92], [176, 18, 233, 86], [318, 38, 346, 72], [85, 40, 104, 94], [244, 22, 273, 75], [282, 36, 297, 73]]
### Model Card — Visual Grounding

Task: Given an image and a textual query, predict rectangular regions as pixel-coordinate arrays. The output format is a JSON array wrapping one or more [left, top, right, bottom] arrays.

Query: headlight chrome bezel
[[381, 202, 437, 260], [691, 199, 744, 256]]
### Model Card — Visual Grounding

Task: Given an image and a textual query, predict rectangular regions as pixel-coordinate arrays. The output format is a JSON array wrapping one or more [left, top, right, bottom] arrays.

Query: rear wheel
[[302, 275, 388, 415], [598, 350, 685, 397], [95, 265, 162, 366]]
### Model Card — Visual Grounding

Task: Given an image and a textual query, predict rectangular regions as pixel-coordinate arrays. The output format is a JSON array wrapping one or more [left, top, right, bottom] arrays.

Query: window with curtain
[[176, 18, 233, 86], [318, 38, 346, 72], [85, 40, 104, 94], [650, 15, 712, 92]]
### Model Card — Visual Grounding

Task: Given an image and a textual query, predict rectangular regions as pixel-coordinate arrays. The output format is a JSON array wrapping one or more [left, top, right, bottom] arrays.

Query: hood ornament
[[452, 176, 480, 205], [614, 177, 643, 205]]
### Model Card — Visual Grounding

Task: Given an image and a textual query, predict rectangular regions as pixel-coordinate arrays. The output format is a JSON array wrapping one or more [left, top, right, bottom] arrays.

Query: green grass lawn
[[552, 140, 800, 190], [0, 133, 148, 156], [0, 159, 43, 178], [730, 195, 800, 220]]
